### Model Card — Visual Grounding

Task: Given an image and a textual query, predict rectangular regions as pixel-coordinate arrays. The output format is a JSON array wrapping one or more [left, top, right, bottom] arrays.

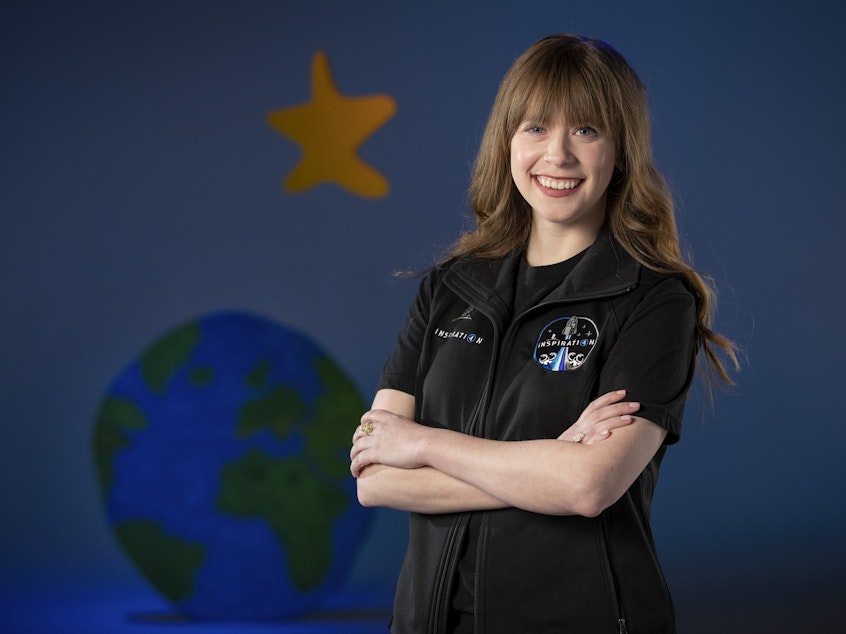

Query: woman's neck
[[525, 218, 602, 266]]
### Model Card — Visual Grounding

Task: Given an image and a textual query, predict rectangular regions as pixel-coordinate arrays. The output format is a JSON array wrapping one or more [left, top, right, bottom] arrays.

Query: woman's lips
[[534, 175, 582, 196]]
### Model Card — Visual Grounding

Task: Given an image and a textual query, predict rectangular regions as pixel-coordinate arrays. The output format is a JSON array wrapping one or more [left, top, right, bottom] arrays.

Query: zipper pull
[[617, 618, 628, 634]]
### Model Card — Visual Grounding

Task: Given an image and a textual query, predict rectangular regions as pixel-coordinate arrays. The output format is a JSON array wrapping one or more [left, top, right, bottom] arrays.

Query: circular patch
[[534, 316, 598, 371]]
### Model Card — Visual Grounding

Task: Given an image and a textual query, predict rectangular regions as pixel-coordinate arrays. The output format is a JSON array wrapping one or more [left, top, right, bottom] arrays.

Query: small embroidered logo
[[433, 306, 485, 345], [534, 316, 598, 371], [453, 307, 475, 321]]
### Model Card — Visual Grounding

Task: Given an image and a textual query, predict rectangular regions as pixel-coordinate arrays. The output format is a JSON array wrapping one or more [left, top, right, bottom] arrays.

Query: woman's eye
[[524, 124, 545, 133], [574, 126, 598, 136]]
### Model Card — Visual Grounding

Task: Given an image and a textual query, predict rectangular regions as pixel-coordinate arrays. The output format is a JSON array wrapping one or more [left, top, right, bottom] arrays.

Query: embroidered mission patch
[[534, 316, 598, 371]]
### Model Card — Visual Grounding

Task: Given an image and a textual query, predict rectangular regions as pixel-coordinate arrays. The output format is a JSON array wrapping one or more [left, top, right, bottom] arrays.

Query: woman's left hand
[[558, 389, 639, 445], [350, 409, 429, 478]]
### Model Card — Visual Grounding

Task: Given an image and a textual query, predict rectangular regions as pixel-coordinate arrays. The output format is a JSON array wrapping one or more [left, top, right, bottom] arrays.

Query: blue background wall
[[2, 1, 845, 632]]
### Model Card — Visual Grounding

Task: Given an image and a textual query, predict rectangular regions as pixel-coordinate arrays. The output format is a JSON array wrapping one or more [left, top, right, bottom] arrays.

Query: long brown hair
[[453, 34, 738, 389]]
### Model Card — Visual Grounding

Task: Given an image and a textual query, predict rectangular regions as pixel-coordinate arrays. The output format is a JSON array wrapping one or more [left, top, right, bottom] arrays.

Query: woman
[[350, 33, 737, 634]]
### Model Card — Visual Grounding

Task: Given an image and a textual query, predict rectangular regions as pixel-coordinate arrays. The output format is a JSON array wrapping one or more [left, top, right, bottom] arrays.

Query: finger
[[591, 400, 639, 422], [587, 406, 638, 433], [361, 409, 388, 424], [350, 431, 373, 459], [351, 452, 367, 478], [350, 446, 366, 477], [582, 415, 635, 445], [352, 413, 371, 443], [571, 403, 638, 442], [351, 447, 376, 478], [352, 418, 377, 443], [587, 389, 628, 411]]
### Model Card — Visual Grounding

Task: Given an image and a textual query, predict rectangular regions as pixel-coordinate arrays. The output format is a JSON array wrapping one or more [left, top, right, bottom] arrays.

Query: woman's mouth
[[535, 175, 582, 194]]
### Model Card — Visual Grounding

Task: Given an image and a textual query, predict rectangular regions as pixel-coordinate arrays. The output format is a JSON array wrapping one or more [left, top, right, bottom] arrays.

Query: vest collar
[[443, 227, 641, 320]]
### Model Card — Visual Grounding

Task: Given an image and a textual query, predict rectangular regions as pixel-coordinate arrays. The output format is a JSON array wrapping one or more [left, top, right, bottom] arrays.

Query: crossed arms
[[350, 388, 667, 518]]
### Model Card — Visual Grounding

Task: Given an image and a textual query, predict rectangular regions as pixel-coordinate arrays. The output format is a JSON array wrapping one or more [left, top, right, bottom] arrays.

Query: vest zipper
[[428, 318, 500, 633], [428, 513, 470, 634], [599, 513, 628, 633]]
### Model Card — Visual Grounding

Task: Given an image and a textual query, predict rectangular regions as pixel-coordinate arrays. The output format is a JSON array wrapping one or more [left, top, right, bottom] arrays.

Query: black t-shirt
[[513, 251, 586, 315]]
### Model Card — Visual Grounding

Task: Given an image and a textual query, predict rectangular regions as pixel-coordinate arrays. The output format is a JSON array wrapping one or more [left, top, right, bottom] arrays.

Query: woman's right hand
[[558, 389, 640, 445]]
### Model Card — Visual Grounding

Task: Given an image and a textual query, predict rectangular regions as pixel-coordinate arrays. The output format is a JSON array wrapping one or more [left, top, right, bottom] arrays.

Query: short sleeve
[[376, 272, 436, 396], [598, 276, 699, 444]]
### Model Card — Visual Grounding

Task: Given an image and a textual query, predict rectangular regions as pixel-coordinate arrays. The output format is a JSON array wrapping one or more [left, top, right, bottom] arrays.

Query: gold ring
[[360, 422, 374, 436], [573, 432, 585, 444]]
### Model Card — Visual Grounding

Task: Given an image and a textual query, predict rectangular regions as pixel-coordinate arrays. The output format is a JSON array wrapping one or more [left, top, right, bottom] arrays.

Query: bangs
[[507, 50, 621, 136]]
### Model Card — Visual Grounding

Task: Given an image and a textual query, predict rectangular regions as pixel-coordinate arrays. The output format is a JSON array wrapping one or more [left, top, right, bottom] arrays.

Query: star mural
[[268, 51, 397, 198]]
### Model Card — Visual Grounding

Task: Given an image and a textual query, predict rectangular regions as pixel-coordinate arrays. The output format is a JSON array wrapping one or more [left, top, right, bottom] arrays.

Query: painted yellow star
[[268, 51, 397, 198]]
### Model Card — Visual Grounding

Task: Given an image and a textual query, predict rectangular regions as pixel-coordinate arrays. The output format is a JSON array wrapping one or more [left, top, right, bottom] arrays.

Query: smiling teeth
[[537, 176, 580, 190]]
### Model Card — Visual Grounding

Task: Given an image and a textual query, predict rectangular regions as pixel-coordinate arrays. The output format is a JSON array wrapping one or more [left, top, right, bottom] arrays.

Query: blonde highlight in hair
[[454, 34, 738, 390]]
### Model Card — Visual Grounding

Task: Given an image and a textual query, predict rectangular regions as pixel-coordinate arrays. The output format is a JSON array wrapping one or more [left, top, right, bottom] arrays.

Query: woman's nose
[[544, 134, 573, 165]]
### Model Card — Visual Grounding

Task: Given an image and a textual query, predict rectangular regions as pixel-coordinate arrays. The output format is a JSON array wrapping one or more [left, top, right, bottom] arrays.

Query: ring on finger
[[573, 432, 585, 443], [359, 422, 374, 436]]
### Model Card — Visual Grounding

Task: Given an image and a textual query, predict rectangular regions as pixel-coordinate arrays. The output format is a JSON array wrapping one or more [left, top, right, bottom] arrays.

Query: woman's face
[[510, 115, 617, 237]]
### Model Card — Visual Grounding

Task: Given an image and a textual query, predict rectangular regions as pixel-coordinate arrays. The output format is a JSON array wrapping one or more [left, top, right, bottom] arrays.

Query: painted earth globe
[[92, 311, 370, 620]]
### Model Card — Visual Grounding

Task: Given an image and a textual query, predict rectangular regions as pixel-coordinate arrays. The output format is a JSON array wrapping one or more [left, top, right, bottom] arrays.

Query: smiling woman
[[509, 117, 617, 265], [350, 33, 738, 634]]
